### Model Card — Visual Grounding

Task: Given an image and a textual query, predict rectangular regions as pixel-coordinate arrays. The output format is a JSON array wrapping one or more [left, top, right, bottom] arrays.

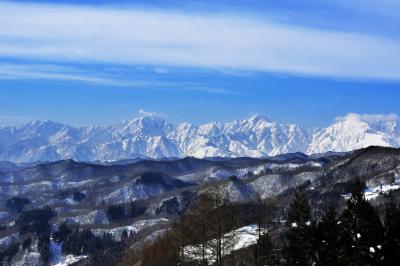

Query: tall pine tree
[[253, 195, 275, 266], [255, 233, 274, 266], [383, 193, 400, 265], [285, 191, 314, 265], [315, 206, 340, 266], [338, 178, 384, 265]]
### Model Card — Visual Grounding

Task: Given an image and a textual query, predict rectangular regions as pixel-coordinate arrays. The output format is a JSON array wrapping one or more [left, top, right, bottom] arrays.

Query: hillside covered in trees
[[0, 146, 400, 265], [119, 178, 400, 265]]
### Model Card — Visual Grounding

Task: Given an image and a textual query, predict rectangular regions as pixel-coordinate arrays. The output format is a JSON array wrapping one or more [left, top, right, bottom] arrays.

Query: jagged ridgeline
[[0, 113, 399, 162], [0, 146, 400, 265]]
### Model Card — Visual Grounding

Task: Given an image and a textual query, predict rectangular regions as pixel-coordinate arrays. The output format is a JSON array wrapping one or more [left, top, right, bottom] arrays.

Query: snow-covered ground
[[53, 255, 87, 266], [209, 162, 322, 181], [184, 224, 263, 265], [48, 219, 168, 265], [49, 237, 87, 266], [65, 209, 109, 225], [100, 181, 166, 204], [49, 238, 87, 266], [342, 183, 400, 200], [229, 225, 262, 250], [364, 184, 400, 200], [91, 218, 169, 241], [13, 251, 42, 266]]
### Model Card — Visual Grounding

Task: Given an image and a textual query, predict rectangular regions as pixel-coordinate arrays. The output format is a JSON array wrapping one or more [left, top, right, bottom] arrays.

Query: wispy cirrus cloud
[[0, 1, 399, 81], [0, 63, 173, 87], [137, 109, 166, 118], [0, 64, 115, 84], [0, 63, 235, 94]]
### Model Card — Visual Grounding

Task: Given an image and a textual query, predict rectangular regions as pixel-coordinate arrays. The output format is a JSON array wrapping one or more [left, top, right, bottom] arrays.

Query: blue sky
[[0, 0, 399, 128]]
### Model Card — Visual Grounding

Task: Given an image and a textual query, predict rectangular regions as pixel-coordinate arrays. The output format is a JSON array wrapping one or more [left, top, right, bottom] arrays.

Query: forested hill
[[0, 146, 400, 265]]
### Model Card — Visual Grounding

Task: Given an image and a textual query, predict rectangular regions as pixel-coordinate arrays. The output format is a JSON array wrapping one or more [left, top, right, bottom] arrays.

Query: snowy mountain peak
[[22, 119, 62, 129], [307, 113, 400, 154], [116, 114, 173, 138], [336, 113, 398, 129], [247, 114, 272, 122], [0, 113, 399, 162], [127, 113, 167, 127]]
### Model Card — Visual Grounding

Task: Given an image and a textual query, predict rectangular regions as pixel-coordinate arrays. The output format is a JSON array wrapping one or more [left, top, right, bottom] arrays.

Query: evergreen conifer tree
[[315, 206, 340, 266], [255, 233, 274, 266], [383, 193, 400, 265], [338, 178, 384, 265], [285, 191, 314, 265], [254, 195, 276, 266]]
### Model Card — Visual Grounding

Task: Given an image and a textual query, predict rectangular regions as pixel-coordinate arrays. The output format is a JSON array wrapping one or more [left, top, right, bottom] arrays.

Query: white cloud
[[0, 63, 129, 85], [360, 114, 399, 123], [137, 109, 165, 118], [0, 63, 235, 94], [0, 63, 182, 88], [335, 113, 399, 123], [0, 1, 400, 80], [153, 67, 169, 74]]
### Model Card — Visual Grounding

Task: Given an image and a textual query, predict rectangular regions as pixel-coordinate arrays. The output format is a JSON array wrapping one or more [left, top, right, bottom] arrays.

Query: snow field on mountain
[[1, 113, 398, 162], [184, 224, 264, 265]]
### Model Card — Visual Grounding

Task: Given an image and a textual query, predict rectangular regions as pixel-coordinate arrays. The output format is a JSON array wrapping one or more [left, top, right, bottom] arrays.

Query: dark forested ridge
[[1, 146, 400, 265], [119, 179, 400, 266]]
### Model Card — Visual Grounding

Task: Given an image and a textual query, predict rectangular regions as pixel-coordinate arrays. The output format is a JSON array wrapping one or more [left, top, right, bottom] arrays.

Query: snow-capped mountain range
[[0, 113, 399, 162]]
